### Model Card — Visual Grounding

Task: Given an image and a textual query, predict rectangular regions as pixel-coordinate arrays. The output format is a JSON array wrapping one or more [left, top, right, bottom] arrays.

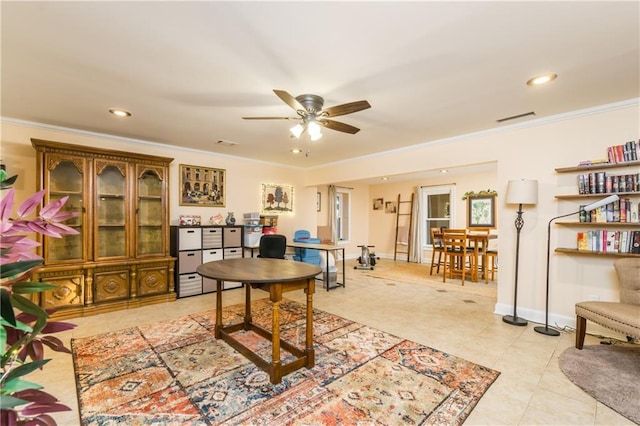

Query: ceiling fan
[[242, 89, 371, 140]]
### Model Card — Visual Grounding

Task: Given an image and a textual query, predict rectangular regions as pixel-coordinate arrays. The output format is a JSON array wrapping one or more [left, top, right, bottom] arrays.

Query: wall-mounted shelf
[[554, 156, 639, 257], [556, 248, 640, 257]]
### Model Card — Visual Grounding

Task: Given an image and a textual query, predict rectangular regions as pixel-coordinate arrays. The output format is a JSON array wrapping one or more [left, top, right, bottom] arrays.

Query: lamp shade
[[506, 179, 538, 205]]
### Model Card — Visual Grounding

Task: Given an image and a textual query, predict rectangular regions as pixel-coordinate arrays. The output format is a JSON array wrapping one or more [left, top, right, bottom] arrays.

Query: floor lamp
[[534, 193, 620, 336], [503, 179, 538, 326]]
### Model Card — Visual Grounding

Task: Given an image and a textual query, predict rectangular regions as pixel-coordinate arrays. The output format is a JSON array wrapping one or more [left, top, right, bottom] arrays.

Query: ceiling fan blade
[[273, 89, 306, 113], [242, 116, 298, 120], [321, 119, 361, 134], [322, 100, 371, 118]]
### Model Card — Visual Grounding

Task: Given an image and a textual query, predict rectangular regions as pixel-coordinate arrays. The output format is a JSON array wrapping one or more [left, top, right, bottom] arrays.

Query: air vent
[[496, 111, 536, 123], [216, 140, 238, 147]]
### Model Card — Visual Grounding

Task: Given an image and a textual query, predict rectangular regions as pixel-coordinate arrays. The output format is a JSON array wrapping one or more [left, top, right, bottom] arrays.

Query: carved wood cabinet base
[[32, 258, 176, 320]]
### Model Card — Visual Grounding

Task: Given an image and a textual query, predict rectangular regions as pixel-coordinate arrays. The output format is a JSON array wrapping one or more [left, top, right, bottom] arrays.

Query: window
[[421, 185, 455, 246], [336, 188, 351, 241]]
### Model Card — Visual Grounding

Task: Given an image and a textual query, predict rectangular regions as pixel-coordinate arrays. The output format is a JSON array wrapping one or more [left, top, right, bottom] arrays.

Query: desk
[[286, 242, 346, 291], [467, 233, 497, 282], [196, 258, 322, 384]]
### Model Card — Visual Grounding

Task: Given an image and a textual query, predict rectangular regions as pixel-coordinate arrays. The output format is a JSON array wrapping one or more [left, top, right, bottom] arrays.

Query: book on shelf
[[633, 231, 640, 254], [575, 230, 640, 254], [607, 140, 640, 163], [575, 172, 639, 194]]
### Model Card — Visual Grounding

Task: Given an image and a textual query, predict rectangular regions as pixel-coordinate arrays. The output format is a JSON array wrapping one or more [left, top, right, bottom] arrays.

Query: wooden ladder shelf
[[394, 193, 414, 261]]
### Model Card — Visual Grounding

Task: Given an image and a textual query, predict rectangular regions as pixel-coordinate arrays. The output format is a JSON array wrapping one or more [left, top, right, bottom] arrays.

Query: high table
[[196, 258, 322, 384], [466, 233, 498, 282], [286, 242, 346, 291]]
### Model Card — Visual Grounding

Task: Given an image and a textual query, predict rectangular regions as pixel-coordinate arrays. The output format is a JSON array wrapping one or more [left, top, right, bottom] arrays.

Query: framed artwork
[[317, 192, 321, 212], [261, 183, 294, 213], [179, 164, 225, 207], [373, 198, 384, 210], [467, 195, 496, 228], [384, 201, 397, 214]]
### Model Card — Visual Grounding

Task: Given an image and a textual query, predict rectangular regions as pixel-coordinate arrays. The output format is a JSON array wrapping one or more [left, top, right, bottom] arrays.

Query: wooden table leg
[[244, 283, 252, 330], [305, 277, 315, 368], [215, 279, 223, 339], [271, 297, 282, 384]]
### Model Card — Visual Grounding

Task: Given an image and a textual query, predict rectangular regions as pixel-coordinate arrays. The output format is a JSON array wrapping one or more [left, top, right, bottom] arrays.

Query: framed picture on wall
[[384, 201, 397, 214], [317, 192, 321, 212], [373, 198, 384, 210], [467, 195, 496, 228], [261, 183, 294, 213], [179, 164, 226, 207]]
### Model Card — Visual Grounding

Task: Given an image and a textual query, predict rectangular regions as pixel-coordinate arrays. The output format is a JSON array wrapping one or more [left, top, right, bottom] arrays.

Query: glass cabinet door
[[137, 167, 165, 256], [95, 162, 128, 259], [45, 156, 86, 263]]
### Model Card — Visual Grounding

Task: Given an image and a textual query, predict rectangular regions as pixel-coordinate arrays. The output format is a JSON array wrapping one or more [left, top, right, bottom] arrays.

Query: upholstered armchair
[[575, 257, 640, 349]]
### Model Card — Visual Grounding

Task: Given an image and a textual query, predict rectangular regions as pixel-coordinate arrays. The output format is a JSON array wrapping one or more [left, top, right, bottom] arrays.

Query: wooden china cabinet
[[31, 139, 176, 319]]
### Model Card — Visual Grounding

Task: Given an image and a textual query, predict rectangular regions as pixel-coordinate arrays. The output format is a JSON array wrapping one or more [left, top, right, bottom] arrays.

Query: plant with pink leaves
[[1, 171, 79, 425]]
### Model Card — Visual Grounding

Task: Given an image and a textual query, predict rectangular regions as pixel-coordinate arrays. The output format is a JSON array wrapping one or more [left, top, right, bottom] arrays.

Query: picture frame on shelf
[[179, 164, 225, 207], [467, 195, 496, 228]]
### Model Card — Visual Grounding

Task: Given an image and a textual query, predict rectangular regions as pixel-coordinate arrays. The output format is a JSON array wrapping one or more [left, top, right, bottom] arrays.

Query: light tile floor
[[34, 261, 634, 425]]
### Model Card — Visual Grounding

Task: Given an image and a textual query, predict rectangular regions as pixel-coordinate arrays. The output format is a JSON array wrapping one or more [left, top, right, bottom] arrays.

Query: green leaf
[[0, 326, 6, 355], [0, 288, 16, 326], [0, 260, 43, 279], [0, 317, 34, 332], [0, 394, 29, 409], [0, 174, 18, 189], [2, 359, 50, 383], [9, 293, 48, 319], [1, 377, 43, 394], [11, 282, 57, 294]]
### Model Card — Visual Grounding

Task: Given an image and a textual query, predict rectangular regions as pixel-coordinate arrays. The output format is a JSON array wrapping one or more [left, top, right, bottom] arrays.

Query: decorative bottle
[[225, 212, 236, 225]]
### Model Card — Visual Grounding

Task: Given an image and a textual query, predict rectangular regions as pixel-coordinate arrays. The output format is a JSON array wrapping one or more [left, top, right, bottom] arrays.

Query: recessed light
[[526, 73, 558, 86], [291, 148, 302, 154], [109, 108, 131, 117], [381, 177, 389, 181], [440, 169, 448, 173]]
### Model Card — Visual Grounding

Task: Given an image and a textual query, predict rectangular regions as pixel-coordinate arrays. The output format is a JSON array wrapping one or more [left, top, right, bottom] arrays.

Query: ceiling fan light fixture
[[308, 120, 322, 141], [290, 123, 305, 139]]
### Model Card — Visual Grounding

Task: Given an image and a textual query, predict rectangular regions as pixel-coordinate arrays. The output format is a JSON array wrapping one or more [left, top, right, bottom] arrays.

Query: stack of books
[[577, 230, 640, 254]]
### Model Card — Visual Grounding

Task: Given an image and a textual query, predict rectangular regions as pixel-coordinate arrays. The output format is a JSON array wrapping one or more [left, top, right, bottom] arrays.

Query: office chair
[[258, 234, 287, 259]]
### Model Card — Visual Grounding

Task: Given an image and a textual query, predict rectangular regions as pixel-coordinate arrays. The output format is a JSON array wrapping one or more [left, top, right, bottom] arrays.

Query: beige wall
[[367, 168, 498, 258], [2, 99, 638, 330], [307, 100, 640, 328], [0, 121, 317, 240]]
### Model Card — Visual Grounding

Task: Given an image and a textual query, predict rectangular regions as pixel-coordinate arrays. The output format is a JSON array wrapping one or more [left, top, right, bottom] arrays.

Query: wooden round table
[[197, 258, 321, 384]]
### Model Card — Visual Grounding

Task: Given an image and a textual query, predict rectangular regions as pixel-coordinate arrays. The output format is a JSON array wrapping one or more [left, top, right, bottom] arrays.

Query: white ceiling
[[2, 1, 639, 169]]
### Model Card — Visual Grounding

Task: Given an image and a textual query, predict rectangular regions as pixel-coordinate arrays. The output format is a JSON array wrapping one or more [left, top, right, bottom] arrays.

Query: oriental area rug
[[72, 299, 499, 425]]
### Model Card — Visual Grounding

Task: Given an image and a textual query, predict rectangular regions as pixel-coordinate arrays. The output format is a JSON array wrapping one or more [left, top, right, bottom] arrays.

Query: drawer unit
[[202, 227, 222, 248], [223, 227, 242, 247], [203, 277, 218, 293], [202, 248, 223, 263], [178, 228, 202, 250], [178, 273, 202, 297], [224, 248, 242, 259], [178, 250, 202, 274], [170, 225, 245, 298]]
